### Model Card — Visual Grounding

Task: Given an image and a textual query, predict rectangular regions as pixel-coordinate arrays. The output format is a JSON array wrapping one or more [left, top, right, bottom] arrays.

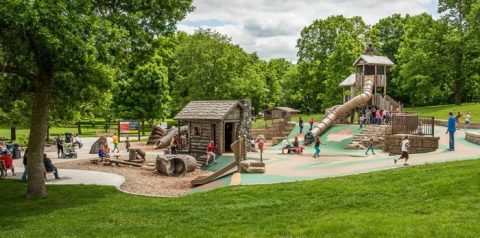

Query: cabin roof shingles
[[174, 100, 240, 120]]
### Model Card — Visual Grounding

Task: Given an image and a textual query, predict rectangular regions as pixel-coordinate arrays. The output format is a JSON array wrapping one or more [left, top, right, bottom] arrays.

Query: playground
[[5, 52, 480, 197], [6, 122, 480, 197]]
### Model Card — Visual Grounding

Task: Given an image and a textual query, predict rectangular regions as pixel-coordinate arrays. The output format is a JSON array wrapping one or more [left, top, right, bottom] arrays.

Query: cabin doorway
[[224, 123, 234, 152]]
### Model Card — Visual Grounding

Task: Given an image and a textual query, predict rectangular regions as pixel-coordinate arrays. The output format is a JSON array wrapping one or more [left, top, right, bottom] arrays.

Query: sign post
[[119, 120, 141, 141]]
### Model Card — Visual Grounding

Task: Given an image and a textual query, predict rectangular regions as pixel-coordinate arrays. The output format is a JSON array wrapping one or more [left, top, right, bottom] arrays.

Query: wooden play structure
[[155, 154, 197, 177], [174, 100, 252, 156], [305, 51, 400, 144], [191, 136, 264, 186]]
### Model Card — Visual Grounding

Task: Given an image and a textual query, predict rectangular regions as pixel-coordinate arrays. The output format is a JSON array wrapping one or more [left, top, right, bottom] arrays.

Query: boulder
[[89, 136, 107, 154], [240, 160, 265, 173]]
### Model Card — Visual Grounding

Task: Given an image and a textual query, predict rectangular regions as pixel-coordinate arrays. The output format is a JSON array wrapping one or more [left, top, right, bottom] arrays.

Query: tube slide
[[304, 78, 374, 144]]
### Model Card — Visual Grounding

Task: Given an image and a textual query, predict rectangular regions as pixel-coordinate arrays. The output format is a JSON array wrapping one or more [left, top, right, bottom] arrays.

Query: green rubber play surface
[[191, 125, 480, 193]]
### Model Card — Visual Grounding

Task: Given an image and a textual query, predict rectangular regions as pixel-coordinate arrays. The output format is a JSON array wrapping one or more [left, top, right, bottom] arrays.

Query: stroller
[[62, 143, 78, 159]]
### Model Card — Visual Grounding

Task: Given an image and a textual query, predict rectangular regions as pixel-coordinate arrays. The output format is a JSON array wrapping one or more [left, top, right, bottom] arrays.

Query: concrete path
[[6, 168, 125, 188], [7, 136, 125, 188]]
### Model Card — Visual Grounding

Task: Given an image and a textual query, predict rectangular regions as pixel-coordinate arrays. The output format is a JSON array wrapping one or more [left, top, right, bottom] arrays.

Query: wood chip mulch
[[56, 156, 212, 197]]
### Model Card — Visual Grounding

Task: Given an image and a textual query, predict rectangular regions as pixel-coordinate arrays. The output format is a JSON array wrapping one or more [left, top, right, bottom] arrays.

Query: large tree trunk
[[26, 74, 53, 199]]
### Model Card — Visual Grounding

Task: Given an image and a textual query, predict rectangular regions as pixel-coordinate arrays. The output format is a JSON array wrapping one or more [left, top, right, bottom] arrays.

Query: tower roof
[[339, 74, 356, 87], [353, 55, 394, 66]]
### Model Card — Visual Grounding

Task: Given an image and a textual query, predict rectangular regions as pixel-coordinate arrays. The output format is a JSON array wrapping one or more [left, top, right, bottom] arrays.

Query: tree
[[113, 58, 170, 127], [439, 0, 477, 104], [297, 16, 367, 111], [395, 14, 449, 106], [0, 0, 193, 198], [172, 29, 267, 114], [257, 58, 293, 109]]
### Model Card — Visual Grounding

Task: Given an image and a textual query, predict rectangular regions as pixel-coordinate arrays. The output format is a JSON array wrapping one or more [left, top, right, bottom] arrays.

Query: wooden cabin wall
[[189, 121, 224, 155]]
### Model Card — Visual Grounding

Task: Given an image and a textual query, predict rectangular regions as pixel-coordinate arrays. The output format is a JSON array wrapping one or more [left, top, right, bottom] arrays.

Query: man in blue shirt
[[446, 112, 456, 151]]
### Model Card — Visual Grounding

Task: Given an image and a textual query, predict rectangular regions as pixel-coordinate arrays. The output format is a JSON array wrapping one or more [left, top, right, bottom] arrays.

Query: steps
[[250, 120, 295, 144], [346, 125, 392, 150]]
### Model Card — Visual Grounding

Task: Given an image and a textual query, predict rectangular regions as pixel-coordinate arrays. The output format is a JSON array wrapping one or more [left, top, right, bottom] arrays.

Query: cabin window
[[193, 126, 201, 136]]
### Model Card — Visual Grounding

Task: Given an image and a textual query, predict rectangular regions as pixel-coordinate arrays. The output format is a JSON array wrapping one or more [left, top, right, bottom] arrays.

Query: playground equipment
[[154, 126, 188, 149], [128, 148, 146, 163], [191, 137, 248, 186], [147, 125, 168, 145], [89, 136, 107, 154], [305, 78, 374, 144], [156, 154, 197, 176], [305, 53, 396, 144]]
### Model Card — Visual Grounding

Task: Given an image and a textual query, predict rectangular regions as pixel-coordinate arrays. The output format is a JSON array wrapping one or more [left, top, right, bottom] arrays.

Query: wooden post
[[10, 126, 16, 141], [117, 121, 120, 139], [384, 65, 387, 95]]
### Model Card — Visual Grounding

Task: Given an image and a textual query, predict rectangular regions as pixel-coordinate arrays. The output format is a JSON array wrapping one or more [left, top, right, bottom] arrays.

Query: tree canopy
[[0, 0, 193, 198]]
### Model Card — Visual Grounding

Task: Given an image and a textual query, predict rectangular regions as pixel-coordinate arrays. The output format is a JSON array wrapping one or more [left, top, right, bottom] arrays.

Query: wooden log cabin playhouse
[[174, 100, 252, 156]]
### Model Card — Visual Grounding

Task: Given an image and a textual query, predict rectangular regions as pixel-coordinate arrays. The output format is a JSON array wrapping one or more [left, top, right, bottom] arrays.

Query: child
[[359, 114, 365, 128], [125, 136, 131, 152], [395, 135, 410, 166], [309, 118, 314, 131], [112, 133, 120, 153], [205, 141, 217, 166], [465, 112, 471, 130], [365, 138, 375, 155], [313, 137, 325, 158]]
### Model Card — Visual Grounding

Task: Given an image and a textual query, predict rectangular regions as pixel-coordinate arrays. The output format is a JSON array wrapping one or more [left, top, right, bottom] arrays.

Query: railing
[[390, 113, 435, 136]]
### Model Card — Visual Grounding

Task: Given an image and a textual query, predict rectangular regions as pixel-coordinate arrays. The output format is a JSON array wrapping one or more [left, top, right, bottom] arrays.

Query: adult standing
[[309, 118, 314, 131], [21, 148, 28, 182], [446, 112, 456, 151], [56, 134, 64, 158], [299, 117, 304, 134]]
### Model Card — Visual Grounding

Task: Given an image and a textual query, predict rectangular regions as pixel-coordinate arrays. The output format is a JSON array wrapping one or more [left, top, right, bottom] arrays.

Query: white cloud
[[177, 0, 438, 61]]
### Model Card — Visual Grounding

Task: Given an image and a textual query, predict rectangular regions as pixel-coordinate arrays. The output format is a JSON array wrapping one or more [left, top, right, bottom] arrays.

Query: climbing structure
[[305, 51, 400, 144]]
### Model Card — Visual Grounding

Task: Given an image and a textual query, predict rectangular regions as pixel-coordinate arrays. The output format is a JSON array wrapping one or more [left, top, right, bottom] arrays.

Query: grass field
[[1, 159, 479, 237], [405, 103, 480, 122]]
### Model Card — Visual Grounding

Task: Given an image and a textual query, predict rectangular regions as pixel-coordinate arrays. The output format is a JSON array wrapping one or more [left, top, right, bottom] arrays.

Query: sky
[[177, 0, 439, 61]]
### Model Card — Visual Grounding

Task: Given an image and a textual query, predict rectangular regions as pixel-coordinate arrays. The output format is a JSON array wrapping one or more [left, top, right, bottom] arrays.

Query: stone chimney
[[365, 43, 374, 56]]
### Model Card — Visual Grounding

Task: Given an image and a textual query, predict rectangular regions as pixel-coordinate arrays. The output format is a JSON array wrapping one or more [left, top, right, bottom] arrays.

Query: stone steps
[[346, 125, 391, 150]]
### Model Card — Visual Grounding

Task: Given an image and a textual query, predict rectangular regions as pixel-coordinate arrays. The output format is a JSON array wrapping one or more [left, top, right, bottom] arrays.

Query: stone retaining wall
[[384, 134, 439, 154], [465, 131, 480, 145]]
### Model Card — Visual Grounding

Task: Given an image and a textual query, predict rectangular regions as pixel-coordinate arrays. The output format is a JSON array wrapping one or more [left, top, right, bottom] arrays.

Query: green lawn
[[0, 119, 179, 140], [405, 103, 480, 122], [1, 159, 480, 237]]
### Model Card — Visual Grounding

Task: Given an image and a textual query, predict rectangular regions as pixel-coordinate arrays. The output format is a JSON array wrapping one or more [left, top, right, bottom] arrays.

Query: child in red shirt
[[0, 151, 15, 176], [205, 141, 217, 166]]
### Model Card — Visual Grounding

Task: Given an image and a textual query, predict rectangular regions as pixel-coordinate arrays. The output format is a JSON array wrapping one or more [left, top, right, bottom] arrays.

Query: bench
[[44, 171, 55, 179], [90, 157, 106, 164]]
